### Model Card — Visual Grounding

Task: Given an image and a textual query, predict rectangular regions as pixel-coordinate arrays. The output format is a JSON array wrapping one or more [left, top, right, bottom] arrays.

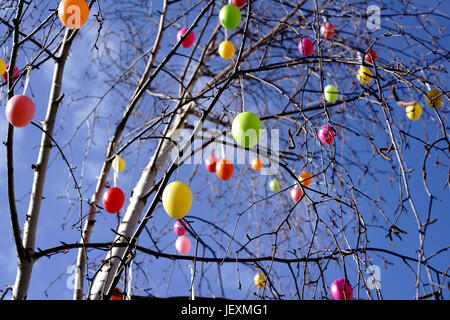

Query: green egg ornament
[[219, 4, 241, 30], [269, 179, 280, 192], [231, 112, 262, 148], [324, 85, 339, 103]]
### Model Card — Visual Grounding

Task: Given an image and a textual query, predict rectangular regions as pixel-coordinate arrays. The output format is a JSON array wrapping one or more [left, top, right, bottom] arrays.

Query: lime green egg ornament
[[219, 4, 241, 30], [231, 112, 262, 148], [324, 85, 339, 103]]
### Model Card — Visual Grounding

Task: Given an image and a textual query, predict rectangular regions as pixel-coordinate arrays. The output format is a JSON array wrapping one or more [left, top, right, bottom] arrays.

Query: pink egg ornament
[[175, 235, 191, 255], [3, 64, 20, 83], [205, 155, 218, 173], [290, 187, 303, 202], [177, 28, 195, 48], [320, 22, 335, 39], [330, 278, 353, 300], [5, 95, 35, 127], [317, 124, 336, 145], [174, 220, 188, 236], [298, 38, 314, 57]]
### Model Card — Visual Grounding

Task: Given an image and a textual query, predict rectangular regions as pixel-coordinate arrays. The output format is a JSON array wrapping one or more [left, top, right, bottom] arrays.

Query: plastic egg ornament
[[324, 85, 339, 103], [425, 89, 442, 109], [175, 235, 191, 255], [298, 171, 312, 187], [251, 157, 263, 171], [3, 64, 20, 83], [218, 41, 235, 60], [177, 28, 195, 48], [110, 288, 123, 301], [102, 187, 125, 214], [162, 181, 193, 219], [174, 220, 188, 236], [58, 0, 90, 29], [231, 112, 262, 148], [357, 67, 373, 85], [298, 38, 314, 57], [320, 22, 335, 39], [5, 95, 35, 128], [405, 103, 422, 121], [205, 155, 218, 173], [364, 49, 377, 64], [290, 187, 303, 202], [317, 124, 336, 145], [216, 159, 234, 181], [232, 0, 246, 8], [330, 278, 353, 300], [219, 4, 241, 30], [0, 58, 5, 76], [254, 273, 267, 289], [112, 155, 125, 173], [269, 179, 280, 192]]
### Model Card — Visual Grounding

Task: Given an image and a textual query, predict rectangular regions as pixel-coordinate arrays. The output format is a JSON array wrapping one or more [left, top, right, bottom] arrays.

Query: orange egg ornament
[[251, 158, 263, 171], [58, 0, 89, 29], [216, 159, 234, 181], [298, 171, 312, 187], [110, 287, 123, 300]]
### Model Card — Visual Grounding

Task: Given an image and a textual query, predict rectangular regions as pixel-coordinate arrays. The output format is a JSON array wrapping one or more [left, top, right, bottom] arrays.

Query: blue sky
[[0, 0, 449, 300]]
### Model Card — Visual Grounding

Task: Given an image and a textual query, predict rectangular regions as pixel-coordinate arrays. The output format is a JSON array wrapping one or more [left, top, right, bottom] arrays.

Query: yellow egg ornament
[[162, 181, 193, 219], [218, 41, 235, 60], [357, 67, 373, 85], [0, 58, 6, 76], [425, 89, 442, 109], [112, 155, 126, 173], [405, 103, 422, 121], [254, 273, 267, 289]]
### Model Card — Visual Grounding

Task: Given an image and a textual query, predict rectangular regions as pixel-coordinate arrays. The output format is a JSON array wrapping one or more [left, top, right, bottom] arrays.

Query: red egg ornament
[[320, 22, 335, 39], [5, 95, 35, 127], [317, 124, 336, 145], [290, 187, 303, 202], [364, 49, 377, 64], [177, 28, 195, 48], [232, 0, 246, 7], [330, 278, 353, 300], [3, 64, 20, 83], [174, 220, 188, 236], [205, 155, 218, 173], [298, 38, 314, 57], [102, 187, 125, 214]]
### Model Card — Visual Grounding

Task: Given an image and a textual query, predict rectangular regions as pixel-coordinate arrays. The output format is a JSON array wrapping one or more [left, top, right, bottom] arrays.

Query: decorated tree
[[0, 0, 448, 300]]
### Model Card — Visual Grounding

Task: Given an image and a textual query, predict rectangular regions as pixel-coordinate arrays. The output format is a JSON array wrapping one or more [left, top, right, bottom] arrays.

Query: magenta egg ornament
[[175, 235, 191, 255], [298, 38, 314, 57], [177, 28, 195, 48], [290, 187, 303, 202], [205, 155, 218, 173], [317, 124, 336, 145], [174, 220, 188, 236], [3, 64, 20, 83], [5, 95, 35, 127], [330, 278, 353, 300]]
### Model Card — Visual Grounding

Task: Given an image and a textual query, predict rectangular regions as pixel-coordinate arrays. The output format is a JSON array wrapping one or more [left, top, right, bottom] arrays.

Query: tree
[[0, 0, 448, 300]]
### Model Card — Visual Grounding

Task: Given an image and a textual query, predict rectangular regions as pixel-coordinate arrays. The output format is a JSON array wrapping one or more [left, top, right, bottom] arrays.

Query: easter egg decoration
[[324, 85, 339, 103], [364, 49, 377, 64], [317, 124, 336, 145], [216, 159, 234, 181], [232, 0, 246, 8], [298, 38, 314, 57], [254, 273, 267, 289], [298, 171, 312, 187], [102, 187, 125, 214], [112, 155, 126, 173], [425, 89, 442, 109], [290, 187, 303, 202], [5, 95, 35, 128], [405, 103, 422, 121], [219, 4, 241, 30], [175, 235, 191, 255], [174, 220, 188, 236], [231, 112, 262, 148], [205, 155, 218, 173], [110, 288, 123, 300], [177, 28, 195, 48], [251, 157, 263, 171], [269, 179, 280, 192], [0, 58, 5, 76], [58, 0, 90, 29], [3, 64, 20, 83], [320, 22, 335, 39], [218, 41, 235, 60], [162, 181, 193, 219], [357, 67, 373, 85], [330, 278, 353, 300]]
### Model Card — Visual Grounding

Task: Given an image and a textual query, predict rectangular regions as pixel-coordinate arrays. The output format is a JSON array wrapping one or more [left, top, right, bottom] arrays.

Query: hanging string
[[22, 65, 31, 96], [420, 69, 432, 92], [126, 260, 133, 300], [239, 73, 245, 112], [190, 264, 195, 300]]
